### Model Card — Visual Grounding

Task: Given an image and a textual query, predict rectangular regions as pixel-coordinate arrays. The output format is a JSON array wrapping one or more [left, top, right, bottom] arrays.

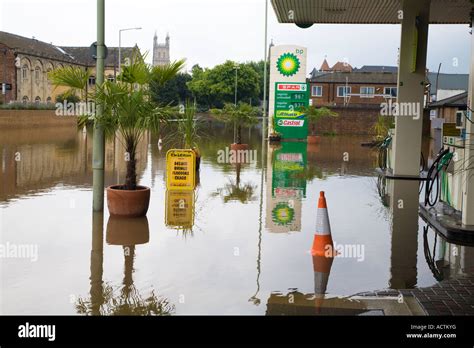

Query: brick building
[[308, 64, 398, 107], [0, 31, 136, 104]]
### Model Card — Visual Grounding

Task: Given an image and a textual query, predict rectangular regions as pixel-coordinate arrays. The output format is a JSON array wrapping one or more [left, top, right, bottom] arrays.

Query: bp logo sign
[[272, 202, 295, 226], [276, 53, 300, 77]]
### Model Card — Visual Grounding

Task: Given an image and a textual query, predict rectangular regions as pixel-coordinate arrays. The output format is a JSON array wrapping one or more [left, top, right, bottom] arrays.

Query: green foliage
[[372, 115, 394, 140], [177, 101, 199, 149], [187, 61, 260, 109], [150, 72, 192, 106], [0, 102, 56, 110], [300, 105, 338, 135], [210, 102, 259, 144], [55, 92, 80, 104], [50, 51, 183, 190], [48, 66, 92, 100]]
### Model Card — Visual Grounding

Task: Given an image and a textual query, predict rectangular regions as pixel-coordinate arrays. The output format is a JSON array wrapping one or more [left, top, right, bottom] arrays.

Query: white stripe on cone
[[315, 208, 331, 236]]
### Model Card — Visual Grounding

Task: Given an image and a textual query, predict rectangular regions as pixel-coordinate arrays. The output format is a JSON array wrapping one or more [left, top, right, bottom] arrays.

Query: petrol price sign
[[274, 82, 309, 139]]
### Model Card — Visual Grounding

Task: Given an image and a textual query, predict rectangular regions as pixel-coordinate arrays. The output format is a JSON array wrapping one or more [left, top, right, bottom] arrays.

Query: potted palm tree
[[211, 102, 259, 151], [301, 105, 338, 144], [50, 52, 185, 217], [177, 100, 201, 171]]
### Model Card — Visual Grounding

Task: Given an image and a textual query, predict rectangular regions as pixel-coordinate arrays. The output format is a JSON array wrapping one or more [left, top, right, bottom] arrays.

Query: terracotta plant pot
[[106, 216, 150, 245], [230, 143, 249, 151], [106, 185, 150, 217], [307, 135, 321, 144]]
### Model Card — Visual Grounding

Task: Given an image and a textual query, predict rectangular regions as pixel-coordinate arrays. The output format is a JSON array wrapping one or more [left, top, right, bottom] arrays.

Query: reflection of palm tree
[[221, 164, 257, 203], [76, 213, 174, 316]]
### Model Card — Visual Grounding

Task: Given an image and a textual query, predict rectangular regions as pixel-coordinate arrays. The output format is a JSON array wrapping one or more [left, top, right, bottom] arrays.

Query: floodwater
[[1, 122, 473, 315]]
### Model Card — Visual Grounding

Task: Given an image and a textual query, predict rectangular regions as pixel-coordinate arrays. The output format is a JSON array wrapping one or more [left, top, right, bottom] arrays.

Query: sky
[[0, 0, 470, 74]]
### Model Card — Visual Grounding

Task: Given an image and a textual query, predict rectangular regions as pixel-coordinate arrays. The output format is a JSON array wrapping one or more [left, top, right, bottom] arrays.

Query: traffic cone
[[311, 191, 335, 313], [313, 253, 334, 314], [311, 191, 334, 257]]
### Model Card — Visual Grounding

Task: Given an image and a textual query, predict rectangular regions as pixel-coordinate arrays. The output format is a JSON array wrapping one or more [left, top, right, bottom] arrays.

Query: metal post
[[461, 12, 474, 225], [92, 0, 105, 211], [262, 0, 268, 139], [2, 48, 7, 104], [118, 31, 121, 77]]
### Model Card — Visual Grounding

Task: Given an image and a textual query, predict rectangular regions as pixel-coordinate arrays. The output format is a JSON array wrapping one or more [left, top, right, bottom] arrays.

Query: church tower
[[152, 32, 170, 66]]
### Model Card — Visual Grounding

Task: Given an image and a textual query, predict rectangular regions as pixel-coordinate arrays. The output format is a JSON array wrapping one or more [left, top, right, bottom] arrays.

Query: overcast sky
[[0, 0, 470, 74]]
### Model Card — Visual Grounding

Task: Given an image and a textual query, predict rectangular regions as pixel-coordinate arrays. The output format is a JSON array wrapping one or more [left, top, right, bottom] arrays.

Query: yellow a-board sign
[[165, 190, 195, 228], [166, 149, 196, 190]]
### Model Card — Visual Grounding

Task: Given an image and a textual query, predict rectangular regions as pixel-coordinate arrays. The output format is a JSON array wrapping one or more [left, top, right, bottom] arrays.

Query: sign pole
[[92, 0, 106, 211]]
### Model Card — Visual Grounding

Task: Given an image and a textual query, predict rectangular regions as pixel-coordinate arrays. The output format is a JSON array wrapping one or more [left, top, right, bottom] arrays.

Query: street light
[[233, 64, 240, 143], [233, 64, 240, 106], [118, 27, 142, 76]]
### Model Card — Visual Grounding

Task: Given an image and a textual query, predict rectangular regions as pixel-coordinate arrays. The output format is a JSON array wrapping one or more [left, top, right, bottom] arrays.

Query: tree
[[211, 103, 259, 144], [49, 52, 185, 190], [187, 61, 260, 109], [150, 72, 192, 106], [301, 105, 338, 136]]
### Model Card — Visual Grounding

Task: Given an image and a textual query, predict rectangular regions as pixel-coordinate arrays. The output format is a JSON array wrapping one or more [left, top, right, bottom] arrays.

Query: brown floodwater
[[1, 123, 473, 315]]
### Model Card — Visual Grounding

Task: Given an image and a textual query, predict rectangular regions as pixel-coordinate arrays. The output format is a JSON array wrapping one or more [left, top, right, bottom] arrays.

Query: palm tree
[[49, 52, 185, 190], [300, 105, 338, 136], [211, 102, 259, 145]]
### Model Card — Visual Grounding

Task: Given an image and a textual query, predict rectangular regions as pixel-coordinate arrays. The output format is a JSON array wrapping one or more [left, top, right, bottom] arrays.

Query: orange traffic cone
[[311, 191, 335, 313], [311, 191, 334, 257]]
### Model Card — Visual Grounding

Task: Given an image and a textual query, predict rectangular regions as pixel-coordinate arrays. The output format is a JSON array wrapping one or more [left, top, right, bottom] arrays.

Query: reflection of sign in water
[[274, 82, 309, 139], [272, 201, 295, 226], [166, 149, 196, 190], [266, 142, 307, 233], [165, 190, 194, 228]]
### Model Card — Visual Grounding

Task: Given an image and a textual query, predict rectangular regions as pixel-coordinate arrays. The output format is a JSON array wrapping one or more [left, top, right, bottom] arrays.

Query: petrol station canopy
[[270, 0, 471, 24]]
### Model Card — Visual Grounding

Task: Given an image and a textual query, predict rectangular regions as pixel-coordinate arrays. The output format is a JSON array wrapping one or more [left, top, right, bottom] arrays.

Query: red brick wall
[[310, 82, 397, 107], [0, 44, 17, 103], [312, 106, 381, 135]]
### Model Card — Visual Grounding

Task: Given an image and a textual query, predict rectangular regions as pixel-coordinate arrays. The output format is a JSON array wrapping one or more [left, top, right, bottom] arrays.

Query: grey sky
[[0, 0, 470, 74]]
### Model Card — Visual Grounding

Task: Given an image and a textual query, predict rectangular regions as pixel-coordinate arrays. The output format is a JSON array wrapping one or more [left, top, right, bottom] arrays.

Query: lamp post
[[92, 0, 106, 211], [233, 64, 240, 143], [262, 0, 269, 139], [118, 27, 142, 76], [2, 48, 7, 104]]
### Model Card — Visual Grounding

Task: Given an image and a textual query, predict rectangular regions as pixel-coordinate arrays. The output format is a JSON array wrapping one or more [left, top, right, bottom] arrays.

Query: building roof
[[331, 61, 353, 72], [59, 46, 137, 68], [0, 31, 76, 64], [355, 65, 398, 73], [320, 58, 330, 71], [427, 72, 469, 95], [0, 31, 138, 68], [271, 0, 471, 24], [309, 71, 397, 84], [429, 91, 467, 108]]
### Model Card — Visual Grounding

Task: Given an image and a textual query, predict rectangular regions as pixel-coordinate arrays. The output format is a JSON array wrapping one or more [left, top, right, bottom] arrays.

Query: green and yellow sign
[[274, 82, 309, 139], [166, 149, 196, 190]]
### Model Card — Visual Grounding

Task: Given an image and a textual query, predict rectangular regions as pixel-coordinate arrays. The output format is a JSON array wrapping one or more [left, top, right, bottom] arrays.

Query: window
[[22, 96, 29, 104], [35, 67, 41, 82], [35, 96, 41, 104], [360, 86, 375, 98], [107, 75, 115, 82], [312, 85, 322, 97], [46, 97, 52, 104], [337, 86, 351, 97], [384, 87, 397, 97], [22, 65, 28, 80], [88, 76, 96, 86]]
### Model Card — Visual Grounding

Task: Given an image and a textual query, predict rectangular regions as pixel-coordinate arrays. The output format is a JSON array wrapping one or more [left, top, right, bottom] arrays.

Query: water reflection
[[75, 213, 174, 315], [0, 127, 148, 205], [387, 180, 419, 289], [266, 142, 307, 233], [165, 190, 195, 231]]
